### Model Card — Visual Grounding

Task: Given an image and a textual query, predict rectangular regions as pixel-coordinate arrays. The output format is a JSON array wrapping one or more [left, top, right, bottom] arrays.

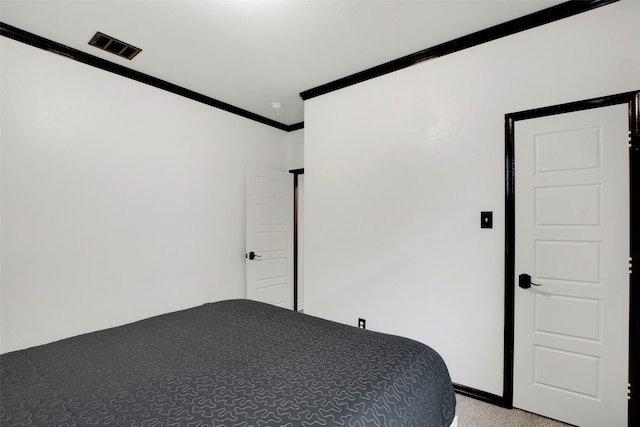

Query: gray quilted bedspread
[[1, 299, 455, 426]]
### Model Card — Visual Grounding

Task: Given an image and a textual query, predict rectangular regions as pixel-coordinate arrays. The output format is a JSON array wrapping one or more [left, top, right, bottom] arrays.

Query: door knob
[[247, 251, 261, 260], [519, 273, 542, 289]]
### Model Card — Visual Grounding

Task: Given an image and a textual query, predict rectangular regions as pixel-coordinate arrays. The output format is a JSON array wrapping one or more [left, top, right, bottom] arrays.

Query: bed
[[1, 299, 456, 426]]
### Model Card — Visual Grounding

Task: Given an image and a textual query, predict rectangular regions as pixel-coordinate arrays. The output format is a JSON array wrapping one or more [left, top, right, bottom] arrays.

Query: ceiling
[[0, 0, 565, 127]]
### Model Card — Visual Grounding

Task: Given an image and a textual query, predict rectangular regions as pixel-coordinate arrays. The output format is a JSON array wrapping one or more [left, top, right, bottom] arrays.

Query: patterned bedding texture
[[1, 299, 456, 426]]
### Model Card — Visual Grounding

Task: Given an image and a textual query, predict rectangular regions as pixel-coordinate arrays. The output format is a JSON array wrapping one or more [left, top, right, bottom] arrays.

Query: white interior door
[[513, 104, 630, 426], [246, 168, 293, 309]]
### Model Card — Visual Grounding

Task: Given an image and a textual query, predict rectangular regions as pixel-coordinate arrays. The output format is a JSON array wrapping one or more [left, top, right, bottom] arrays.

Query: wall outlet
[[358, 318, 366, 329]]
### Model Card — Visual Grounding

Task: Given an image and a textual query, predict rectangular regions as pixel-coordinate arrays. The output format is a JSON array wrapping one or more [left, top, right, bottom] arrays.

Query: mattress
[[1, 299, 456, 426]]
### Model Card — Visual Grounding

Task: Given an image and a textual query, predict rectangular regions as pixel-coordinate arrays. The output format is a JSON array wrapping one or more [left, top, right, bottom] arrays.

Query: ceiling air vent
[[88, 31, 141, 60]]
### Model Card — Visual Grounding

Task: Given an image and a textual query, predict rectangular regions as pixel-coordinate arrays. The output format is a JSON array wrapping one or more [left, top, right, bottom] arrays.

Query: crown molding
[[300, 0, 618, 101], [0, 22, 302, 132]]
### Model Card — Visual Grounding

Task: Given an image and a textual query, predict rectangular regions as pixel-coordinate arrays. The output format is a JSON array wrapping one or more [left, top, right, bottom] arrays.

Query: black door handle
[[519, 274, 542, 289], [247, 251, 261, 260]]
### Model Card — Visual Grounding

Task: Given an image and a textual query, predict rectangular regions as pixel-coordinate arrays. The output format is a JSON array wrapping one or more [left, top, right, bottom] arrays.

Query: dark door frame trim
[[289, 168, 304, 311], [504, 90, 639, 425]]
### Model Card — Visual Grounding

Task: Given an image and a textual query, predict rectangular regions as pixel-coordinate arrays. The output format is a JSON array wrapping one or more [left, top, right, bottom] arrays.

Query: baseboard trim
[[453, 383, 509, 408]]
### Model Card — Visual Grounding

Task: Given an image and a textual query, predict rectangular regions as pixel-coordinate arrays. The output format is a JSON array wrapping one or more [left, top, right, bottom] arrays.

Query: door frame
[[289, 168, 304, 312], [504, 91, 639, 424]]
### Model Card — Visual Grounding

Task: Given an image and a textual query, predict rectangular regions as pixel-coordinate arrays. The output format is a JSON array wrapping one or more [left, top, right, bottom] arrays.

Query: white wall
[[287, 128, 304, 170], [0, 37, 288, 353], [304, 1, 640, 396]]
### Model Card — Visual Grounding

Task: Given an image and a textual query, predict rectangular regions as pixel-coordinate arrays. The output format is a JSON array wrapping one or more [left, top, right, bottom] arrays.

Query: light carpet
[[455, 394, 573, 427]]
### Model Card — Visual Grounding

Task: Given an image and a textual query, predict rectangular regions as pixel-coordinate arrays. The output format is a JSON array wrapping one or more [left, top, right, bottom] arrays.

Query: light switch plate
[[481, 211, 493, 229]]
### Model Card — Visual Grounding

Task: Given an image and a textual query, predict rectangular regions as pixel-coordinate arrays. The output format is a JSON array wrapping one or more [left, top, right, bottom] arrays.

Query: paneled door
[[513, 103, 629, 426], [246, 168, 293, 309]]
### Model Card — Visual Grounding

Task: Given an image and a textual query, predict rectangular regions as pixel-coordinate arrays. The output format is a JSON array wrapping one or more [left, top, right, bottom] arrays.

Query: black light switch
[[481, 211, 493, 229]]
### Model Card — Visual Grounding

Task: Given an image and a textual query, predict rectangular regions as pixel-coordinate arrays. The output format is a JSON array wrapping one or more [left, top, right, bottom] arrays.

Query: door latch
[[518, 273, 542, 289]]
